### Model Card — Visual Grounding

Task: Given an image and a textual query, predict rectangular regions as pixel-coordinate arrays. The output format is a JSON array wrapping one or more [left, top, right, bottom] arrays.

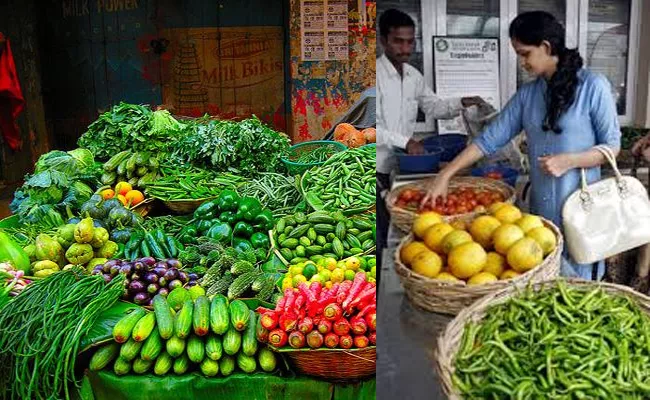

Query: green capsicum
[[216, 190, 240, 212], [206, 222, 233, 244], [238, 197, 262, 222], [253, 209, 275, 231], [178, 225, 198, 245], [196, 218, 218, 235], [250, 232, 270, 249], [232, 237, 254, 254], [194, 200, 219, 220], [233, 221, 254, 238], [219, 211, 237, 225]]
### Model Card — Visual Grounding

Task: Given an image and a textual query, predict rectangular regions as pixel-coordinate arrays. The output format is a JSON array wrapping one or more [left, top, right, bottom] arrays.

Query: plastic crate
[[423, 134, 468, 162], [281, 140, 348, 175], [395, 146, 444, 174], [471, 165, 519, 187]]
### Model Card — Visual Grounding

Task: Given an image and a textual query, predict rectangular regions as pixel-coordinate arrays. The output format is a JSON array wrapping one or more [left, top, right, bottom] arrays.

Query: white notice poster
[[433, 37, 500, 133], [301, 0, 349, 61]]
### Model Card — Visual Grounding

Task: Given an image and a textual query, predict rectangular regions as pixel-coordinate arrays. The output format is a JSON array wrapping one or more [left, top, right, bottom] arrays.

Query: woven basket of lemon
[[394, 202, 562, 315]]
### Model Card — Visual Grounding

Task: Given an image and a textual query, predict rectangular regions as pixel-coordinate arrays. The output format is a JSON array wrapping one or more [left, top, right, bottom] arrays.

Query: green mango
[[35, 234, 65, 265], [57, 224, 76, 248], [74, 217, 95, 244]]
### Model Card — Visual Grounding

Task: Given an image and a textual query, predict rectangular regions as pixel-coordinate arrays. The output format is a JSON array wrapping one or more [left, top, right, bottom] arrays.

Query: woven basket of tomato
[[386, 176, 516, 233]]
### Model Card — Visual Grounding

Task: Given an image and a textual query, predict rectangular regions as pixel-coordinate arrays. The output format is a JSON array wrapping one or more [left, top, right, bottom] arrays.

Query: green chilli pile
[[453, 282, 650, 399], [301, 146, 375, 213], [0, 269, 125, 400]]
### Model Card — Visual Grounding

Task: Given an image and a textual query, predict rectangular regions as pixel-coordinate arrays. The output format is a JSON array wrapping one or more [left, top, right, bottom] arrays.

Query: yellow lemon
[[468, 272, 498, 286], [412, 211, 444, 238], [324, 257, 338, 270], [448, 242, 487, 279], [469, 215, 502, 249], [493, 204, 523, 224], [482, 252, 506, 277], [423, 223, 454, 253], [507, 237, 544, 272], [435, 272, 461, 282], [516, 214, 544, 233], [400, 241, 429, 266], [344, 270, 356, 281], [527, 226, 557, 256], [492, 224, 525, 255], [488, 202, 509, 214], [440, 230, 474, 254], [411, 250, 443, 278], [331, 268, 345, 283], [292, 275, 308, 287], [281, 277, 293, 291], [500, 269, 522, 280], [345, 257, 361, 271]]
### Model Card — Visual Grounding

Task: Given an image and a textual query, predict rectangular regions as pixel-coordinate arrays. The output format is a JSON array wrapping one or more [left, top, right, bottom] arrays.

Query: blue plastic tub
[[395, 146, 444, 174], [471, 165, 519, 187], [423, 134, 468, 162]]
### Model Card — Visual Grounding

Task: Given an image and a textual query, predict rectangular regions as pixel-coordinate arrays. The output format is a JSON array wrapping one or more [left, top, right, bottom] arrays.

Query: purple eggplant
[[129, 280, 145, 293], [158, 288, 169, 297], [155, 261, 168, 270], [119, 264, 134, 275], [102, 274, 112, 283], [178, 271, 189, 283], [168, 279, 183, 291], [133, 261, 146, 272], [166, 259, 182, 269], [131, 273, 141, 282], [163, 269, 178, 281], [109, 265, 121, 276], [101, 263, 112, 273], [140, 256, 156, 266], [147, 283, 159, 294], [153, 267, 167, 278], [144, 272, 159, 284], [186, 281, 197, 287], [158, 277, 167, 288], [188, 273, 199, 281], [133, 292, 150, 305], [92, 266, 103, 275], [104, 259, 121, 268]]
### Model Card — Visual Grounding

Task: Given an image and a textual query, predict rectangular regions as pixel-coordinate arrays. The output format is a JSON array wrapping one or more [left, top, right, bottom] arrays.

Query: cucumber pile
[[101, 150, 160, 189], [90, 289, 277, 376], [273, 210, 375, 264]]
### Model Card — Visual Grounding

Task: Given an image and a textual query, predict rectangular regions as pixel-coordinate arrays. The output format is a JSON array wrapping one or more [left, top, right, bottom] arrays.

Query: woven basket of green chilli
[[281, 140, 347, 176], [267, 345, 376, 380]]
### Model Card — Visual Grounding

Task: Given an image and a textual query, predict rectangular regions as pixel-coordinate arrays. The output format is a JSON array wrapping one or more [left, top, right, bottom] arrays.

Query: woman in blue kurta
[[422, 11, 621, 279]]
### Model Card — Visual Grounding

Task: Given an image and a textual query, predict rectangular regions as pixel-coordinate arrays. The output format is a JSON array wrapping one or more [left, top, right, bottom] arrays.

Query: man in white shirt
[[376, 9, 485, 281]]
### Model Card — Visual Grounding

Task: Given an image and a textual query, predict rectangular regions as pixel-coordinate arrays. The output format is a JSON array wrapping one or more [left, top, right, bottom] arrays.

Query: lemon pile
[[400, 203, 557, 285], [281, 255, 376, 291]]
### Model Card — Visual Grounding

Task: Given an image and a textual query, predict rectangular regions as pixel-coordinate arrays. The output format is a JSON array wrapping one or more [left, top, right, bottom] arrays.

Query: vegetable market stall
[[0, 103, 377, 400]]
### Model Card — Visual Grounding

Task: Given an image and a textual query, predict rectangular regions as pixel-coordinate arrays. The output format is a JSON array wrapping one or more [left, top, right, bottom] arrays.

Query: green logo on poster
[[435, 39, 449, 52]]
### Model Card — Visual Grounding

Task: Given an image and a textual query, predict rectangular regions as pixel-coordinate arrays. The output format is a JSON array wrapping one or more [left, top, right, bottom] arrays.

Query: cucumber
[[193, 296, 210, 336], [307, 214, 336, 224], [237, 353, 257, 373], [133, 357, 154, 374], [290, 257, 308, 264], [153, 295, 174, 339], [209, 294, 230, 335], [173, 354, 190, 375], [288, 224, 310, 239], [187, 335, 205, 363], [113, 356, 132, 376], [89, 343, 120, 371], [140, 327, 163, 361], [200, 358, 220, 376], [223, 325, 242, 355], [166, 335, 186, 358], [335, 221, 347, 240], [275, 218, 286, 234], [349, 247, 364, 255], [280, 238, 299, 249], [313, 224, 335, 234], [174, 299, 193, 339], [347, 234, 362, 249], [362, 239, 374, 251], [279, 248, 293, 261], [219, 355, 236, 376], [113, 308, 147, 343], [154, 351, 174, 375], [295, 244, 307, 257], [294, 211, 306, 224], [316, 235, 327, 246], [258, 347, 277, 372], [353, 219, 374, 230], [357, 230, 373, 242], [229, 300, 251, 331], [205, 334, 223, 361], [120, 338, 144, 361], [332, 238, 344, 258], [305, 245, 323, 256], [132, 312, 156, 342], [326, 233, 336, 242], [307, 227, 317, 241], [242, 311, 258, 356]]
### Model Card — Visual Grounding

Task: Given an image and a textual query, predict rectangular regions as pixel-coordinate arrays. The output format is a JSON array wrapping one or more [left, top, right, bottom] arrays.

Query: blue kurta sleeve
[[589, 74, 621, 149], [473, 88, 525, 156]]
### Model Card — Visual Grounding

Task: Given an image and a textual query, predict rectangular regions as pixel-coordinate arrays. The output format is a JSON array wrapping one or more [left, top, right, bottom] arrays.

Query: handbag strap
[[580, 145, 621, 191]]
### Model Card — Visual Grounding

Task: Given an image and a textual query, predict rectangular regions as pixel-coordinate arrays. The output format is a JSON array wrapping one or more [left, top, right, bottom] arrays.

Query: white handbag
[[563, 145, 650, 264]]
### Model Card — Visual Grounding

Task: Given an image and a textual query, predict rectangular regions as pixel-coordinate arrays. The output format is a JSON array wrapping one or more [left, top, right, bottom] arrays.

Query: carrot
[[347, 286, 376, 313], [256, 306, 274, 314], [365, 311, 376, 331], [294, 294, 305, 313], [309, 281, 322, 300], [317, 319, 332, 335], [354, 335, 369, 348], [339, 334, 353, 349], [269, 329, 288, 347], [336, 281, 353, 305], [298, 283, 318, 316], [279, 311, 298, 332], [333, 318, 351, 336], [289, 331, 306, 348], [350, 316, 367, 336], [275, 295, 286, 313], [342, 272, 367, 311], [357, 304, 376, 318], [368, 332, 376, 345], [324, 303, 343, 321], [260, 311, 279, 330], [307, 331, 324, 348], [297, 316, 314, 334], [283, 288, 295, 314], [324, 332, 339, 348]]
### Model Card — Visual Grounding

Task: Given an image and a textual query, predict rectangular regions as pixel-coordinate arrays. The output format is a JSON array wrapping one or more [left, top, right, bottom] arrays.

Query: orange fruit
[[515, 214, 544, 233], [468, 272, 498, 286], [507, 237, 544, 272], [412, 212, 443, 238], [435, 272, 461, 283], [493, 204, 523, 224], [117, 194, 128, 206], [100, 189, 115, 199], [527, 226, 557, 256], [115, 182, 133, 196], [488, 202, 508, 214], [448, 242, 487, 279], [410, 250, 443, 278], [450, 220, 467, 231], [482, 252, 506, 277], [423, 223, 454, 253], [500, 269, 522, 280], [125, 190, 145, 206], [469, 216, 501, 249], [492, 224, 525, 255], [400, 241, 429, 266], [440, 230, 473, 254]]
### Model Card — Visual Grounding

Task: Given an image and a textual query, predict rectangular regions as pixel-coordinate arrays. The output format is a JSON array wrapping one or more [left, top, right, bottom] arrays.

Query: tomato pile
[[395, 187, 505, 216]]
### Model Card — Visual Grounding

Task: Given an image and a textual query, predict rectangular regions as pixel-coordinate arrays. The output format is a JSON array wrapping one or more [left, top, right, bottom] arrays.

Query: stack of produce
[[332, 123, 376, 148], [92, 258, 199, 305], [122, 227, 181, 261], [280, 255, 376, 291], [90, 293, 278, 376], [9, 148, 101, 228], [396, 186, 506, 215], [24, 217, 119, 277], [451, 282, 650, 398], [76, 193, 142, 231], [99, 182, 145, 207], [179, 191, 274, 254], [273, 210, 375, 264], [399, 203, 557, 284], [301, 146, 375, 213], [101, 150, 161, 189], [257, 272, 376, 350], [0, 269, 125, 400]]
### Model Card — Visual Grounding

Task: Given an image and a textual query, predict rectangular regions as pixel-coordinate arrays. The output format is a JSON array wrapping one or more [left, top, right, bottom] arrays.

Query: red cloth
[[0, 35, 25, 151]]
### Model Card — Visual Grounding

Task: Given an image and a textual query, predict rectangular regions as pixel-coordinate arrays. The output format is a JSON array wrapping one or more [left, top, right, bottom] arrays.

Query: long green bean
[[453, 281, 650, 399], [144, 166, 245, 201], [236, 172, 302, 217]]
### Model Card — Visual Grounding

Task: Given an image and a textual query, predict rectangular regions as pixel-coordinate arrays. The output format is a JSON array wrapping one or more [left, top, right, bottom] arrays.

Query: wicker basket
[[386, 176, 516, 233], [393, 217, 562, 315], [270, 346, 376, 380], [129, 198, 155, 217], [435, 279, 650, 399], [162, 198, 215, 214]]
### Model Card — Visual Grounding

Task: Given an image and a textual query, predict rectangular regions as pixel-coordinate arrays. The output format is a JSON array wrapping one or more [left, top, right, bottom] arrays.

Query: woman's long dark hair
[[509, 11, 583, 134]]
